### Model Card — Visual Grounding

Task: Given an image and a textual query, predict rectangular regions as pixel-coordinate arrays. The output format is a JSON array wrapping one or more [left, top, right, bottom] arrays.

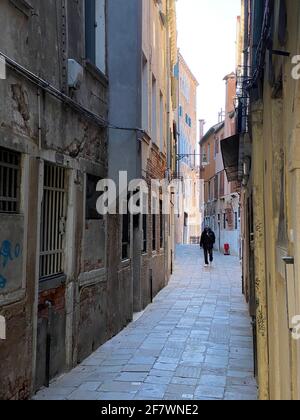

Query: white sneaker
[[204, 264, 209, 268]]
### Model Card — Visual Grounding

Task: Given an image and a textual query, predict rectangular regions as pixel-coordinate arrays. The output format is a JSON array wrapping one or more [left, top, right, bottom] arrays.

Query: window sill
[[84, 60, 108, 87], [39, 274, 66, 293], [79, 268, 107, 288], [141, 131, 151, 145], [0, 290, 25, 307], [119, 259, 131, 270], [9, 0, 33, 17]]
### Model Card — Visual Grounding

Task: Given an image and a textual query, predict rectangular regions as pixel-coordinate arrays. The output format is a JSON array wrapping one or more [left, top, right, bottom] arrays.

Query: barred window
[[40, 163, 67, 279], [122, 213, 130, 260], [142, 214, 147, 254], [152, 214, 156, 251], [0, 147, 20, 214], [160, 200, 164, 249]]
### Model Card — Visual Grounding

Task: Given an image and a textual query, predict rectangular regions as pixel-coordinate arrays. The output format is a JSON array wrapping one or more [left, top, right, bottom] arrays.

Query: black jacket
[[200, 229, 216, 250]]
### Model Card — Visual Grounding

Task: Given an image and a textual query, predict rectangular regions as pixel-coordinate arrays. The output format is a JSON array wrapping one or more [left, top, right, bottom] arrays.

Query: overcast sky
[[176, 0, 241, 134]]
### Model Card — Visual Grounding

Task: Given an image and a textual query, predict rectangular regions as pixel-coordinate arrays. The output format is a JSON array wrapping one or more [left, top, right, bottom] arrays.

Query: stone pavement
[[34, 245, 258, 401]]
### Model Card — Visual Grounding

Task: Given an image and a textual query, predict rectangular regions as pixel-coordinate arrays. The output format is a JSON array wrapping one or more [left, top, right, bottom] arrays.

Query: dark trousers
[[204, 247, 213, 265]]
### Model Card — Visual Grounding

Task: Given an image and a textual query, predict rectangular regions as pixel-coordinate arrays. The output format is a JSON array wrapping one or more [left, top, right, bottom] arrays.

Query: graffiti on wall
[[0, 240, 22, 290]]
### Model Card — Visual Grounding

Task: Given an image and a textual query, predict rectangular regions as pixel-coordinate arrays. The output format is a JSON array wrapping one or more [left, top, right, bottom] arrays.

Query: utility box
[[68, 59, 84, 90]]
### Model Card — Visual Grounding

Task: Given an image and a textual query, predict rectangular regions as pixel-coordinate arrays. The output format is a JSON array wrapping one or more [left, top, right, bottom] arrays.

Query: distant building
[[200, 73, 240, 256], [175, 53, 202, 245]]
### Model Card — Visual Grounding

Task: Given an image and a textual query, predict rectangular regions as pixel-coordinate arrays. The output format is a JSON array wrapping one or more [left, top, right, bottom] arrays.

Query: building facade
[[175, 53, 201, 245], [200, 74, 241, 256], [107, 0, 178, 313], [0, 0, 178, 400], [232, 0, 300, 400]]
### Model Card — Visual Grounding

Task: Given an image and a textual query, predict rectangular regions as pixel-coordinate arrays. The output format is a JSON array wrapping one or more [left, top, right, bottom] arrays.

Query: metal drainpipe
[[37, 88, 42, 151], [45, 300, 53, 388]]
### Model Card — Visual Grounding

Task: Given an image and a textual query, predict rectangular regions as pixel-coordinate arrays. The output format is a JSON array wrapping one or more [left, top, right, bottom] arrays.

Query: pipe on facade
[[37, 88, 42, 151], [0, 51, 108, 129], [44, 300, 53, 388]]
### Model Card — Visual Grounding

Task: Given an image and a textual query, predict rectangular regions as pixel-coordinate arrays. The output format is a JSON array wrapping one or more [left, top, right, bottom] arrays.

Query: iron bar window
[[160, 200, 164, 249], [0, 147, 20, 214], [40, 163, 67, 279], [142, 214, 147, 254], [152, 214, 157, 252], [122, 213, 130, 260]]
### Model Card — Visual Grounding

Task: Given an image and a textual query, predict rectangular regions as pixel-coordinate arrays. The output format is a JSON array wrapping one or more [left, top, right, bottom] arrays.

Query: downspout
[[37, 88, 42, 151], [166, 0, 171, 172]]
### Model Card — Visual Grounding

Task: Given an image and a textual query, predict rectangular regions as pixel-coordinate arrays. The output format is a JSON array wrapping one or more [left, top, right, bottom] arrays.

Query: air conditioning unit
[[68, 59, 84, 90]]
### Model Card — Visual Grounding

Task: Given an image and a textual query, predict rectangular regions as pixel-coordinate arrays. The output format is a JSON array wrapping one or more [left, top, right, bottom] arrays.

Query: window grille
[[142, 214, 147, 254], [0, 147, 20, 214], [86, 174, 103, 220], [160, 200, 164, 249], [152, 215, 157, 251], [40, 163, 67, 279], [122, 213, 130, 260]]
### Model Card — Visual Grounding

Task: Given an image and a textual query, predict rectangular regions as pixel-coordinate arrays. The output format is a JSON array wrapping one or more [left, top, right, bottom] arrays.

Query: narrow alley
[[34, 246, 257, 401]]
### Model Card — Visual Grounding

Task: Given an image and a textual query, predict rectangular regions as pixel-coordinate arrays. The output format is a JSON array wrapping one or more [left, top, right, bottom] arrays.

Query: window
[[179, 105, 183, 117], [142, 56, 149, 132], [214, 138, 219, 158], [40, 163, 67, 279], [142, 214, 147, 254], [235, 212, 238, 230], [160, 92, 164, 150], [220, 170, 225, 197], [86, 174, 103, 220], [152, 76, 157, 142], [122, 213, 130, 260], [85, 0, 106, 73], [207, 144, 210, 164], [152, 214, 156, 251], [0, 147, 20, 213], [214, 175, 218, 200], [223, 213, 227, 230], [160, 200, 164, 249]]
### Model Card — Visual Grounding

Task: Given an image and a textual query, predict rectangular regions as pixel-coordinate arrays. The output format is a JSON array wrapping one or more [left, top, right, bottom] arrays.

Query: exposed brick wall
[[38, 286, 66, 319]]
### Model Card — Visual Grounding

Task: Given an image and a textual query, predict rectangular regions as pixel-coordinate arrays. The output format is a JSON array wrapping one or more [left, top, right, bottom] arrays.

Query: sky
[[176, 0, 241, 133]]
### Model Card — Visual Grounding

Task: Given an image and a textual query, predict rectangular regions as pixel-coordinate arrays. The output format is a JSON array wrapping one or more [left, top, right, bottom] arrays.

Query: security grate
[[0, 147, 20, 214], [40, 163, 67, 279]]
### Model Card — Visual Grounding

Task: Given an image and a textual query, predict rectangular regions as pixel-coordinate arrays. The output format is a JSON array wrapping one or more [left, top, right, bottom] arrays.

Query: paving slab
[[33, 246, 257, 401]]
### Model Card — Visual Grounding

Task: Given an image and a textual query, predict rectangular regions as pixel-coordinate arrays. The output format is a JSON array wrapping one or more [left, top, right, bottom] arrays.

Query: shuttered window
[[85, 0, 96, 64], [85, 0, 106, 73]]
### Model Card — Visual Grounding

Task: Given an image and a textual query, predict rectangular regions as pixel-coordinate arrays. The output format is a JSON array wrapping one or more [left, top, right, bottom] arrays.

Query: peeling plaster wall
[[0, 0, 110, 399]]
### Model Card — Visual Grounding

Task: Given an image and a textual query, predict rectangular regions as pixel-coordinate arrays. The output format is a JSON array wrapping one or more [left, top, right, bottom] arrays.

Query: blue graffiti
[[0, 275, 6, 289], [0, 241, 22, 290], [0, 240, 21, 268], [14, 243, 21, 259]]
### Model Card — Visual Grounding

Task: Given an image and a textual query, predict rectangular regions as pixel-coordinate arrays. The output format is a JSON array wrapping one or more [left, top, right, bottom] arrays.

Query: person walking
[[200, 227, 216, 267]]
